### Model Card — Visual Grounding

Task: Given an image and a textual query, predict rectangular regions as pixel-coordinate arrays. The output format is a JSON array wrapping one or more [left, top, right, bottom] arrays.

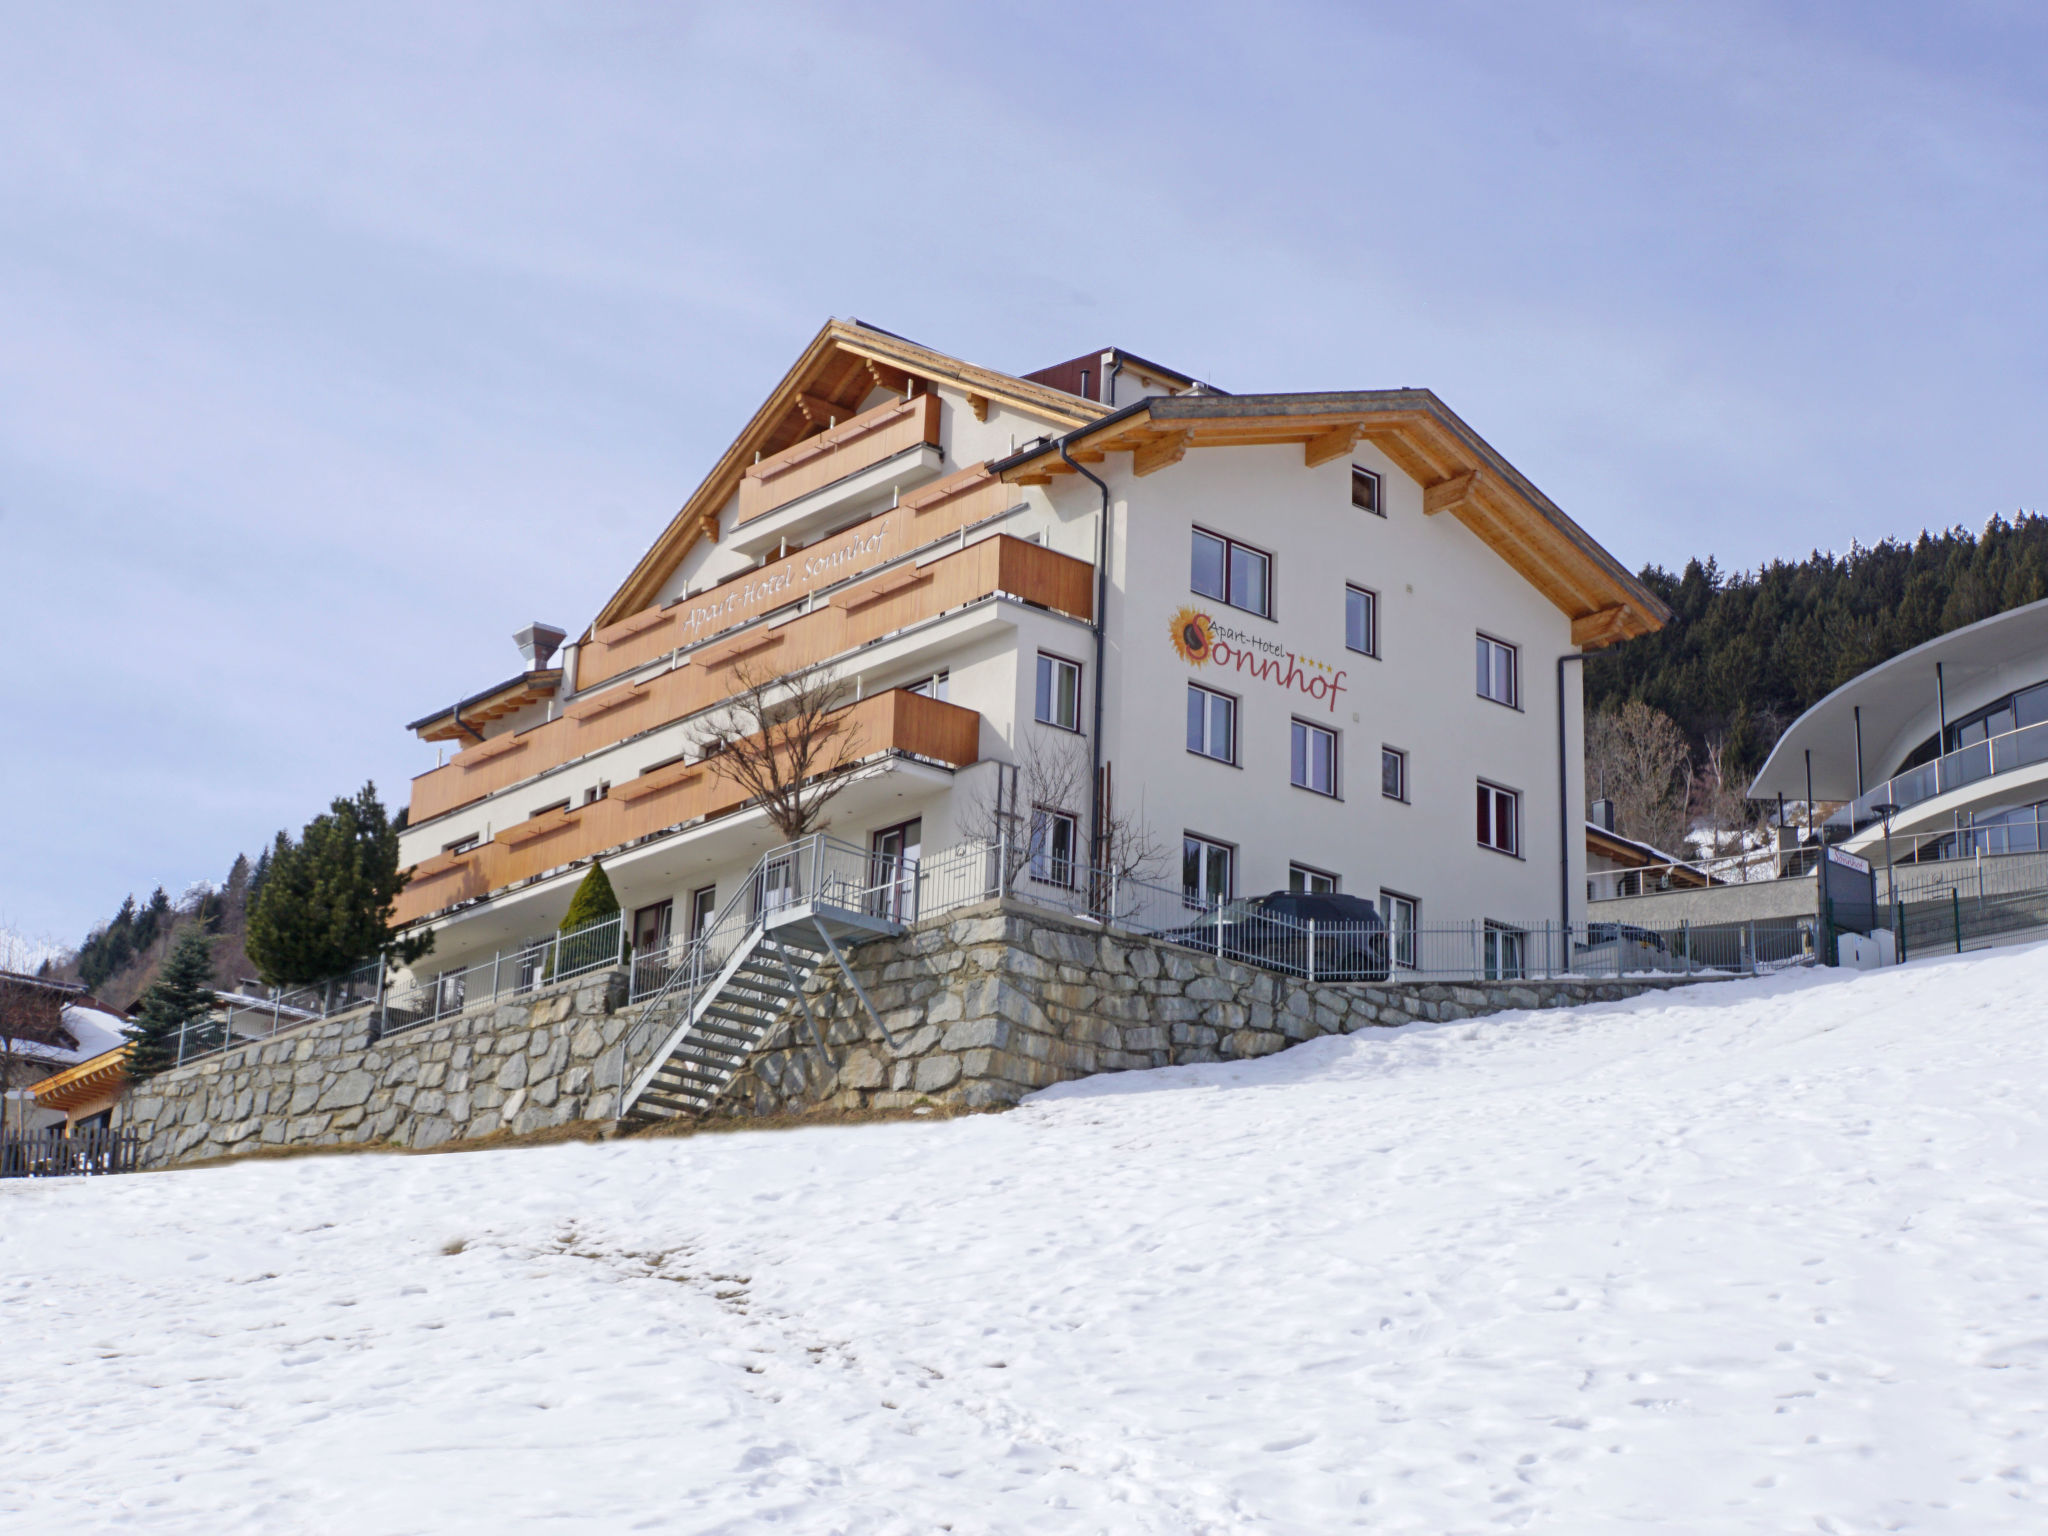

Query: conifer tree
[[245, 783, 431, 988], [125, 928, 217, 1079], [559, 860, 621, 933], [549, 861, 621, 978]]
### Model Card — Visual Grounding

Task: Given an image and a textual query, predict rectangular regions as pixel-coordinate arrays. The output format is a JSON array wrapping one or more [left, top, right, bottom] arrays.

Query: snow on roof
[[8, 1003, 131, 1068]]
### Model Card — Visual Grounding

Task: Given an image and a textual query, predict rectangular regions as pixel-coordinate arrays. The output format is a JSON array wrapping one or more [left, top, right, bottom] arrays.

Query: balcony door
[[870, 818, 922, 922]]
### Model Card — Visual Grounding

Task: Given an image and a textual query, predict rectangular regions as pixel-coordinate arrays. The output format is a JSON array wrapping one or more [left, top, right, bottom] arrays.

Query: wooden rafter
[[1302, 422, 1365, 468], [1423, 469, 1484, 517], [1132, 429, 1192, 478], [1571, 605, 1636, 650]]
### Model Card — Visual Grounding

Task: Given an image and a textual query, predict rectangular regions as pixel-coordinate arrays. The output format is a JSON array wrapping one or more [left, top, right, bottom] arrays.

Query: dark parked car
[[1164, 890, 1390, 982]]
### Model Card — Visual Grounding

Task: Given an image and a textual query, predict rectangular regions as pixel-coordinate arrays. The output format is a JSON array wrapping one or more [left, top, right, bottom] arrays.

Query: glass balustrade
[[1828, 716, 2048, 833]]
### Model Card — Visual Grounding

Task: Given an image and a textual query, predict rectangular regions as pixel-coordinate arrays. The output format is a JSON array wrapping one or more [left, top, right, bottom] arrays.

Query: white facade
[[394, 324, 1654, 979]]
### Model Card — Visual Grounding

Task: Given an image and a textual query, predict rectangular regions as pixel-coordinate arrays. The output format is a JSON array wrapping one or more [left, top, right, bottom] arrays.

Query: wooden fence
[[1, 1126, 142, 1178]]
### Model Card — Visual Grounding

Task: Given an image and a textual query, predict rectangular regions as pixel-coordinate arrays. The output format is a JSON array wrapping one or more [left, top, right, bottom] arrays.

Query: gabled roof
[[591, 319, 1109, 632], [993, 390, 1667, 649], [1587, 823, 1713, 886]]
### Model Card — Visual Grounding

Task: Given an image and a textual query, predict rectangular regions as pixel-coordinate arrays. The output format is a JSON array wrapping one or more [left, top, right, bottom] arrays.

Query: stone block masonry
[[123, 971, 676, 1168], [715, 899, 1720, 1118], [123, 899, 1723, 1166]]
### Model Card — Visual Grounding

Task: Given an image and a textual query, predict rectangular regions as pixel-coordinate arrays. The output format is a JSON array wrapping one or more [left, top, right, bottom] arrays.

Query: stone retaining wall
[[123, 970, 662, 1167], [718, 899, 1719, 1116], [124, 898, 1725, 1165]]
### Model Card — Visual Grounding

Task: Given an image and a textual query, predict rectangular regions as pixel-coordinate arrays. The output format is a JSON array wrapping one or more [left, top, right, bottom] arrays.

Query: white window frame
[[1345, 584, 1378, 658], [1478, 779, 1521, 857], [1186, 682, 1238, 765], [1029, 807, 1080, 889], [1288, 863, 1338, 895], [690, 884, 717, 938], [1351, 465, 1383, 517], [1476, 633, 1519, 708], [1183, 833, 1235, 909], [1035, 651, 1082, 732], [1483, 922, 1526, 981], [1291, 718, 1340, 798], [1191, 527, 1274, 619], [907, 669, 950, 702], [1381, 745, 1407, 803], [1379, 890, 1418, 969]]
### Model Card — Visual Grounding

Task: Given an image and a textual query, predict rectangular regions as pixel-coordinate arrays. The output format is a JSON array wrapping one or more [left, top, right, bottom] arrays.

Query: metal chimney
[[514, 623, 567, 670], [1590, 797, 1617, 833]]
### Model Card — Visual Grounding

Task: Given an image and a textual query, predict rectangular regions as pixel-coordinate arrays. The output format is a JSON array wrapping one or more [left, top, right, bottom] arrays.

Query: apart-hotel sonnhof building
[[392, 320, 1666, 975]]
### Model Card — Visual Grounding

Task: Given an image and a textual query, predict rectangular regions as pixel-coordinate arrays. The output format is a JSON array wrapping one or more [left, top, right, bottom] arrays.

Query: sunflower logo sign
[[1166, 606, 1348, 713], [1169, 606, 1214, 665]]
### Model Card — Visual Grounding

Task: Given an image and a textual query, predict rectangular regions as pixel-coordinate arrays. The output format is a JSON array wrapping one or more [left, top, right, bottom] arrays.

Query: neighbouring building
[[389, 321, 1665, 985], [1751, 597, 2048, 876], [1, 971, 130, 1134]]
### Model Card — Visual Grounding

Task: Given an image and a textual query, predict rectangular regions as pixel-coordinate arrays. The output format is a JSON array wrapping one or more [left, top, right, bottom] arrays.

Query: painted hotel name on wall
[[1170, 607, 1347, 712], [674, 520, 896, 641]]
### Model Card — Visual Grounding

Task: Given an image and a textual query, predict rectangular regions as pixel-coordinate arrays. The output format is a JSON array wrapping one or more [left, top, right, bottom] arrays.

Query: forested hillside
[[1587, 514, 2048, 780]]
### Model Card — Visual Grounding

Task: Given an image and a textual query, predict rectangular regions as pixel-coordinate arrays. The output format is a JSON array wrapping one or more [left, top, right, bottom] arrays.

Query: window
[[582, 781, 610, 806], [1379, 891, 1418, 969], [1191, 528, 1273, 618], [1381, 746, 1407, 802], [908, 670, 950, 702], [1291, 719, 1339, 797], [1289, 864, 1338, 895], [1186, 683, 1237, 764], [442, 833, 479, 856], [1029, 808, 1079, 888], [1477, 780, 1520, 856], [1183, 834, 1234, 908], [1351, 466, 1383, 516], [529, 799, 571, 819], [1476, 634, 1519, 708], [689, 885, 717, 938], [1345, 585, 1378, 657], [1483, 922, 1526, 981], [1035, 652, 1082, 731]]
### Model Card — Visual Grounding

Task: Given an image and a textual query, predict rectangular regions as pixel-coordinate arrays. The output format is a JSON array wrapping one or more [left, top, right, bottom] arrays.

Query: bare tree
[[961, 734, 1165, 894], [0, 967, 75, 1147], [1697, 730, 1761, 861], [693, 658, 867, 841], [1586, 700, 1694, 858]]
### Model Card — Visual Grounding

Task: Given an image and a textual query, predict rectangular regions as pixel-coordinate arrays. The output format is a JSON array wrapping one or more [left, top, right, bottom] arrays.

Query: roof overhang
[[993, 391, 1666, 649], [410, 669, 563, 743], [29, 1046, 129, 1111], [591, 319, 1110, 633], [1750, 596, 2048, 800], [1587, 823, 1711, 884]]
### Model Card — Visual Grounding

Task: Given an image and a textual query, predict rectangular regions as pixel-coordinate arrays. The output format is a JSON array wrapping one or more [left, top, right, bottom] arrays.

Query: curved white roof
[[1750, 597, 2048, 800]]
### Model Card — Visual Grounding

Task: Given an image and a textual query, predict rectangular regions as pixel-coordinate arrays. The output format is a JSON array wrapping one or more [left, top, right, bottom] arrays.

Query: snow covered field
[[6, 947, 2048, 1533]]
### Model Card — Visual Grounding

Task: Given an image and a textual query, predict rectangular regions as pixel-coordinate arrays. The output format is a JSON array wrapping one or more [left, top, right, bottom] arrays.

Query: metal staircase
[[618, 835, 908, 1126]]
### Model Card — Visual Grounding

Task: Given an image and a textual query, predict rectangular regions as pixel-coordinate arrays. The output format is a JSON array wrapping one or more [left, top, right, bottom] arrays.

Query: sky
[[6, 0, 2047, 945]]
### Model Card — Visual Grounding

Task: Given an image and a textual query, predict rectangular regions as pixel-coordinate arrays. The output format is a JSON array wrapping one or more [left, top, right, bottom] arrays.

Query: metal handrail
[[1829, 716, 2048, 833]]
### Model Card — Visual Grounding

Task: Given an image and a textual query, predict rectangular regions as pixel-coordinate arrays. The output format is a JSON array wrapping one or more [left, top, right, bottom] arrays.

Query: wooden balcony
[[735, 391, 940, 528], [396, 689, 980, 926], [580, 462, 1010, 691], [411, 535, 1090, 825]]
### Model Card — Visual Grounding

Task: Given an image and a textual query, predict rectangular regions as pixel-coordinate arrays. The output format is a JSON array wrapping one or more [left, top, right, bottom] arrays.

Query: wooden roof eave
[[30, 1045, 130, 1109], [590, 321, 1112, 633], [998, 394, 1667, 649]]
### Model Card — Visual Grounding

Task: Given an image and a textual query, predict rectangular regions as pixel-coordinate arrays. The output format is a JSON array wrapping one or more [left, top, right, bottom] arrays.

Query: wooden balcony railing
[[580, 462, 1009, 690], [735, 391, 941, 528], [396, 689, 980, 926], [410, 535, 1090, 825]]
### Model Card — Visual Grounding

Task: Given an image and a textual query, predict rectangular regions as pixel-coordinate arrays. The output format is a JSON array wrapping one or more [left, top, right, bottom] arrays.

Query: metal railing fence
[[381, 913, 626, 1036]]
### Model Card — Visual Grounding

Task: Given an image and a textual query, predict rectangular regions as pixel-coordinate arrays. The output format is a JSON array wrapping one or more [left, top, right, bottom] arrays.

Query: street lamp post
[[1873, 800, 1901, 918]]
